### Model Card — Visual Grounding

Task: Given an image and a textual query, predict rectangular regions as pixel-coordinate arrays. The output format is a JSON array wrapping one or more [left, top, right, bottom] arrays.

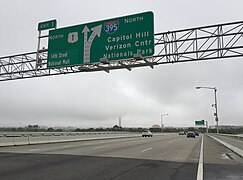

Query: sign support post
[[36, 20, 57, 69]]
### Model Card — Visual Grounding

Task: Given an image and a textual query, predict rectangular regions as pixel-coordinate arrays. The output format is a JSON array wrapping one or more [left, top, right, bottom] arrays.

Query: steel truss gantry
[[1, 21, 243, 81]]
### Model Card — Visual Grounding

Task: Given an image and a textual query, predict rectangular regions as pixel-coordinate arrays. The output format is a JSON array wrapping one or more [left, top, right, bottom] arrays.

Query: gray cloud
[[0, 0, 243, 128]]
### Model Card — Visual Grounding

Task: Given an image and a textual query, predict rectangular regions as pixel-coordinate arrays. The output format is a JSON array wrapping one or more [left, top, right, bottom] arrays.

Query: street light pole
[[161, 114, 169, 133], [196, 86, 219, 133], [214, 88, 219, 133]]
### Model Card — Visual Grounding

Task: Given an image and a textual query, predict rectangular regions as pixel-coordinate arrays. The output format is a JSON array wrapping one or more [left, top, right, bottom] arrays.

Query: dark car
[[194, 131, 199, 136], [187, 131, 196, 138]]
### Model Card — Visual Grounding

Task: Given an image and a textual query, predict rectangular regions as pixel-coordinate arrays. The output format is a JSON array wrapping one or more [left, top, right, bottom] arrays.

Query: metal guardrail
[[0, 131, 140, 147], [0, 131, 133, 137]]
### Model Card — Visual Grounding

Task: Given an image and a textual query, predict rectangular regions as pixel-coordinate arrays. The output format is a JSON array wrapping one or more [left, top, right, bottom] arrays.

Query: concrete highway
[[0, 134, 242, 180]]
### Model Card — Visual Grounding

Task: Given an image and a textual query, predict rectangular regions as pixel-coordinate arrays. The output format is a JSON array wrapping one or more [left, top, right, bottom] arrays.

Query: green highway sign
[[47, 12, 154, 68], [38, 20, 57, 31], [195, 120, 205, 125]]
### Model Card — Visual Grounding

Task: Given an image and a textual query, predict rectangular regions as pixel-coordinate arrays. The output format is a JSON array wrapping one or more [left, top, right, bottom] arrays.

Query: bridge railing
[[215, 133, 243, 142]]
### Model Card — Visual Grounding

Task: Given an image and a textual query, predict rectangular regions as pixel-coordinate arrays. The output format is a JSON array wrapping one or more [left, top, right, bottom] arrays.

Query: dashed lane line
[[83, 142, 92, 146], [92, 145, 110, 150], [142, 147, 152, 152], [169, 140, 175, 144], [62, 145, 71, 148], [28, 149, 40, 152]]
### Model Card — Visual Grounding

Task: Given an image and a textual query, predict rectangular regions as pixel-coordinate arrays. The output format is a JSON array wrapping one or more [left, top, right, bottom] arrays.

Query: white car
[[142, 130, 153, 137]]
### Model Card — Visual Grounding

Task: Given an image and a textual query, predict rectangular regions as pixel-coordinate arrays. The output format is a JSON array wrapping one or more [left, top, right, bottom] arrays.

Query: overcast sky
[[0, 0, 243, 128]]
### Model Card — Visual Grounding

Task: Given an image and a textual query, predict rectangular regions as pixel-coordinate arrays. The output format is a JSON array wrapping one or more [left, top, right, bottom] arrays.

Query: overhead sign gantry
[[1, 13, 243, 81]]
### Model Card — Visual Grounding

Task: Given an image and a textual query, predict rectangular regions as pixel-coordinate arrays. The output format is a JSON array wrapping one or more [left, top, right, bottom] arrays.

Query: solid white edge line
[[197, 135, 204, 180]]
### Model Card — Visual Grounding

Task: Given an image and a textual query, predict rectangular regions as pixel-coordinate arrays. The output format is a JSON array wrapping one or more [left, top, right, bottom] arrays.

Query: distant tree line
[[0, 125, 243, 134]]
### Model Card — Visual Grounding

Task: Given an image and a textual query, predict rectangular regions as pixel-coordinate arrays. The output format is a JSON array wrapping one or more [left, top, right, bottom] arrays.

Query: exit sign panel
[[195, 120, 205, 125]]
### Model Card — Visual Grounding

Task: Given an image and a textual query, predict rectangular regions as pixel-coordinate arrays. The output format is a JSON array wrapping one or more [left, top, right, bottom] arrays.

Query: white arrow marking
[[82, 25, 102, 63], [82, 25, 90, 48], [91, 25, 102, 38]]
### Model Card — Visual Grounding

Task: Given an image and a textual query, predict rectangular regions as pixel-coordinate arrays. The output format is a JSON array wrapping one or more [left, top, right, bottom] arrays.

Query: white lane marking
[[83, 142, 92, 145], [108, 140, 117, 143], [169, 140, 175, 144], [197, 135, 204, 180], [142, 147, 152, 152], [93, 145, 110, 150], [29, 149, 40, 152], [99, 141, 105, 144], [62, 145, 71, 148]]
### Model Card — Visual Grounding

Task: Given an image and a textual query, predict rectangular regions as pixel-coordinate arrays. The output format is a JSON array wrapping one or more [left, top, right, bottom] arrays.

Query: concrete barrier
[[207, 134, 243, 158], [216, 133, 243, 142], [0, 132, 140, 147]]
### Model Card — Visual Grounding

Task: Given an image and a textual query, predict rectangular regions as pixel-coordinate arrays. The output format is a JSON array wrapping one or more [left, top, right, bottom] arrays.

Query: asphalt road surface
[[0, 134, 242, 180]]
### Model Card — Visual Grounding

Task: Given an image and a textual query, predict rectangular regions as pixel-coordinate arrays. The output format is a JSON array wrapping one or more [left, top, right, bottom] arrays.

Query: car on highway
[[187, 131, 196, 138], [194, 131, 199, 136], [142, 130, 153, 137], [179, 131, 186, 135]]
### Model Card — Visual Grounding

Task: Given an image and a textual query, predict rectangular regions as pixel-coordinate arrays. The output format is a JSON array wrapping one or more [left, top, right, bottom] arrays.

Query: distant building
[[150, 124, 161, 132], [151, 124, 161, 128], [27, 124, 39, 130]]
